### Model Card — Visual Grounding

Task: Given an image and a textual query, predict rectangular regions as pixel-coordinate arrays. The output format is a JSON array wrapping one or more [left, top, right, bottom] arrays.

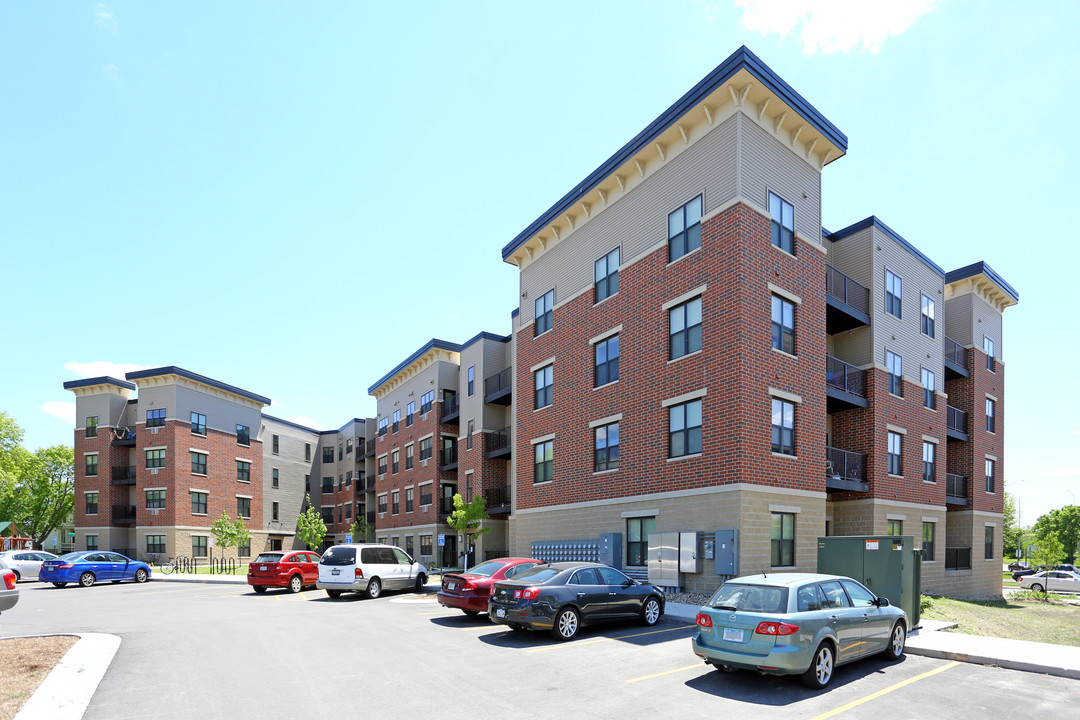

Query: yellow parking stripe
[[527, 625, 695, 653], [808, 661, 959, 720], [626, 663, 703, 683]]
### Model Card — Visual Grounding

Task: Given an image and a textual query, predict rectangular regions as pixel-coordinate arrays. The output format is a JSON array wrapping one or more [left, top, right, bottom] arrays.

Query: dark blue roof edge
[[827, 216, 945, 279], [62, 376, 136, 391], [125, 366, 271, 406], [501, 45, 847, 261], [366, 339, 463, 395], [262, 414, 323, 435], [945, 261, 1019, 303], [317, 417, 370, 436], [461, 330, 511, 351], [511, 307, 520, 318]]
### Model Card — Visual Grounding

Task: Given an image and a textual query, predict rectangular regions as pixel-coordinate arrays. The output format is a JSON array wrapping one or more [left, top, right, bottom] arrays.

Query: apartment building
[[310, 418, 375, 547], [499, 46, 1016, 596]]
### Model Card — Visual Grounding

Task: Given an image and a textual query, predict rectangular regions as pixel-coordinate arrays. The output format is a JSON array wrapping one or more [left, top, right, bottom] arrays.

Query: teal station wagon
[[691, 573, 907, 689]]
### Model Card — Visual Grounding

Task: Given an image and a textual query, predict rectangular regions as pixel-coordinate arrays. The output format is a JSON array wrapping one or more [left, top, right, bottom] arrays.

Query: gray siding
[[827, 226, 873, 288], [376, 361, 450, 421], [944, 293, 973, 346], [136, 385, 177, 426], [175, 386, 262, 438], [261, 417, 320, 550], [972, 295, 1003, 359]]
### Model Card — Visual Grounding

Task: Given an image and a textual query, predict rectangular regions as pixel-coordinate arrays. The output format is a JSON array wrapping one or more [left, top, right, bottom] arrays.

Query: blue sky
[[2, 1, 1077, 527]]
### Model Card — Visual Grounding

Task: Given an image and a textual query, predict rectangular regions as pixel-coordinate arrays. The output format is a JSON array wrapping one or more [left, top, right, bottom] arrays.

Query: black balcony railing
[[826, 264, 870, 316], [484, 367, 513, 404], [111, 466, 137, 485], [440, 393, 459, 422], [945, 547, 972, 570], [440, 445, 458, 469], [826, 447, 867, 483], [366, 511, 376, 524], [438, 496, 454, 519], [365, 476, 376, 491], [485, 427, 511, 458], [111, 426, 136, 446], [484, 485, 511, 511], [947, 405, 968, 435], [945, 336, 968, 369], [112, 505, 136, 523], [946, 473, 968, 499], [365, 439, 376, 456], [826, 356, 867, 397]]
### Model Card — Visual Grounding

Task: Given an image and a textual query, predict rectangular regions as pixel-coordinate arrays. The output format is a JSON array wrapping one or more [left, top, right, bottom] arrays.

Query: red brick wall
[[72, 428, 116, 528], [945, 350, 1005, 514]]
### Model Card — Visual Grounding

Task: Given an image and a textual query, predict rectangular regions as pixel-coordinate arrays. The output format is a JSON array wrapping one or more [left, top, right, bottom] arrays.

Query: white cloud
[[94, 3, 117, 32], [285, 416, 324, 431], [65, 361, 148, 379], [1042, 467, 1080, 477], [735, 0, 939, 55], [1074, 429, 1080, 436], [41, 401, 76, 425]]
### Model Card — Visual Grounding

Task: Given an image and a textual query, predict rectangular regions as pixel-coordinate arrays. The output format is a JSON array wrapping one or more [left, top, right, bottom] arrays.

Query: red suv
[[248, 551, 321, 594]]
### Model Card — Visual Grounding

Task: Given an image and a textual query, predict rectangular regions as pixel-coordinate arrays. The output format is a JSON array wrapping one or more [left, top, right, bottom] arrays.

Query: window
[[627, 516, 655, 566], [392, 491, 400, 515], [237, 461, 250, 482], [669, 195, 703, 261], [405, 536, 413, 555], [886, 350, 903, 396], [466, 421, 473, 450], [770, 398, 795, 455], [534, 440, 553, 483], [147, 535, 166, 555], [377, 495, 388, 514], [272, 435, 279, 454], [420, 487, 432, 506], [147, 408, 166, 427], [86, 535, 98, 551], [192, 536, 208, 558], [238, 539, 250, 558], [323, 446, 334, 463], [346, 503, 352, 520], [338, 444, 343, 461], [322, 476, 333, 493], [669, 399, 703, 458], [985, 526, 994, 560], [885, 269, 902, 319], [191, 492, 207, 515], [594, 422, 620, 472], [771, 512, 795, 567], [406, 401, 415, 426], [378, 456, 387, 475], [392, 450, 400, 475], [534, 289, 554, 335], [887, 519, 902, 536], [378, 417, 388, 436], [237, 425, 250, 446], [986, 398, 996, 433], [86, 416, 98, 438], [922, 368, 936, 410], [85, 492, 98, 515], [345, 471, 352, 487], [419, 437, 432, 462], [768, 191, 795, 254], [337, 506, 343, 524], [146, 449, 165, 469], [190, 451, 207, 475], [984, 336, 995, 371], [321, 507, 334, 524], [771, 295, 795, 354], [986, 458, 996, 493], [420, 391, 434, 415], [534, 365, 553, 409], [921, 294, 935, 337], [595, 335, 619, 387], [85, 454, 98, 477], [406, 444, 414, 470], [923, 442, 936, 483], [267, 500, 277, 522], [346, 438, 353, 455], [594, 247, 620, 302], [669, 296, 703, 359], [392, 410, 400, 433], [305, 442, 311, 461], [191, 412, 206, 436], [922, 522, 935, 561], [421, 535, 433, 556], [888, 432, 903, 475], [468, 366, 475, 396], [406, 488, 414, 513], [272, 468, 279, 488], [146, 490, 166, 509]]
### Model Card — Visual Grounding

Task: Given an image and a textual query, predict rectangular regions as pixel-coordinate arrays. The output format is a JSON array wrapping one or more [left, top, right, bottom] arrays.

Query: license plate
[[723, 628, 744, 642], [448, 582, 456, 590], [496, 608, 506, 618], [332, 569, 340, 576], [259, 566, 267, 571]]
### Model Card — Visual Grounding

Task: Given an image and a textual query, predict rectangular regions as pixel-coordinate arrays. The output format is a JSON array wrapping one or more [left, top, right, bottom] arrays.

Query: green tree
[[209, 511, 237, 559], [1002, 491, 1021, 558], [0, 412, 30, 507], [297, 494, 326, 550], [1033, 505, 1080, 564], [350, 513, 374, 543], [11, 445, 75, 547], [1029, 530, 1065, 571], [445, 493, 489, 570]]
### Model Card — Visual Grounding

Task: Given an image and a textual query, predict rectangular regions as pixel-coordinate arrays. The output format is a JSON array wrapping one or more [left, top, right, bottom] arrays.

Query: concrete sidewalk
[[151, 571, 247, 584]]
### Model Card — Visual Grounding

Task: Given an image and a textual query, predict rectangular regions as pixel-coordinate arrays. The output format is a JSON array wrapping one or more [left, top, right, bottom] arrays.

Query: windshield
[[320, 546, 356, 566], [459, 560, 504, 578], [254, 553, 283, 563], [58, 552, 85, 562], [709, 583, 788, 613], [509, 565, 560, 584]]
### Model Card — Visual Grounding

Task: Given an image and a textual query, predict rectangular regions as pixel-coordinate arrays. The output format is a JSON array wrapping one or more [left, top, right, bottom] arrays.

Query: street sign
[[438, 534, 445, 547], [345, 533, 352, 543]]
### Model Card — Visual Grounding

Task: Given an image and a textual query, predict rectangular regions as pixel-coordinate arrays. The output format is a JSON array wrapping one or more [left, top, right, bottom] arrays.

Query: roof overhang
[[945, 261, 1018, 311], [367, 339, 462, 399], [125, 366, 270, 408], [62, 376, 136, 395]]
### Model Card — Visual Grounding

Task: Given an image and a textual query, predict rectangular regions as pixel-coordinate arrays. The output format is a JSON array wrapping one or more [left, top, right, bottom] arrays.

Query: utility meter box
[[679, 532, 700, 573], [816, 535, 921, 627], [648, 532, 679, 588], [714, 529, 738, 576]]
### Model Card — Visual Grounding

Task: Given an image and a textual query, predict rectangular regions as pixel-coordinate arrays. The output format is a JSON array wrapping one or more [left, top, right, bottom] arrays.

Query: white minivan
[[316, 543, 428, 599]]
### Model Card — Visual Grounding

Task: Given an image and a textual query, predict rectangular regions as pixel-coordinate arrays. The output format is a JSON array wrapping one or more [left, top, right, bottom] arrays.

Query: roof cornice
[[125, 366, 271, 407]]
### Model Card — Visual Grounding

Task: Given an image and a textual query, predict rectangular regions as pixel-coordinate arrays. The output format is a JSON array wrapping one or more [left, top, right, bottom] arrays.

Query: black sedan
[[488, 562, 664, 640]]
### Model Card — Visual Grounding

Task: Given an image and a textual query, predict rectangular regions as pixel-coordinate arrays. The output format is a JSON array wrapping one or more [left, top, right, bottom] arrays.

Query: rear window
[[461, 560, 504, 578], [254, 553, 283, 563], [320, 547, 357, 566], [510, 565, 560, 584], [708, 583, 788, 613]]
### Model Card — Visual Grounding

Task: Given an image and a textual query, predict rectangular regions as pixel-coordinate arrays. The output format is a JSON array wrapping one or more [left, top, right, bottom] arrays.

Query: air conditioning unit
[[150, 427, 159, 434], [150, 507, 160, 516], [150, 468, 160, 475], [421, 459, 428, 467]]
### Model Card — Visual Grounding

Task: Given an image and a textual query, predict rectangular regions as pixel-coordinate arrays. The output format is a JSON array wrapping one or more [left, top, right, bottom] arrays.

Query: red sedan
[[248, 550, 321, 593], [438, 557, 542, 616]]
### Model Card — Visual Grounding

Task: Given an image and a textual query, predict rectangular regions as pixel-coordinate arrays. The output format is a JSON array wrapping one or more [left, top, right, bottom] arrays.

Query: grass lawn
[[922, 595, 1080, 646]]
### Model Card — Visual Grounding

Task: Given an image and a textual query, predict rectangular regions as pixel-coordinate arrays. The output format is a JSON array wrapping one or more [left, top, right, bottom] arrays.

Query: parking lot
[[2, 579, 1078, 719]]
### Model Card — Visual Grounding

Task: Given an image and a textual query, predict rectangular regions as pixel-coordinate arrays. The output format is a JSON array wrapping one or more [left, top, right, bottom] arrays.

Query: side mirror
[[623, 579, 634, 588], [876, 597, 890, 607]]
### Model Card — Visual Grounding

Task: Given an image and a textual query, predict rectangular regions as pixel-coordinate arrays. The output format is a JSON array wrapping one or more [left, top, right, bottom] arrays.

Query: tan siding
[[829, 226, 875, 368], [944, 293, 973, 346], [971, 295, 1003, 359]]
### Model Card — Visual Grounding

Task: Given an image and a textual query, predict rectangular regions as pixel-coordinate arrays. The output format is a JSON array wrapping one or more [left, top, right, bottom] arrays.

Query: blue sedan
[[39, 551, 152, 588]]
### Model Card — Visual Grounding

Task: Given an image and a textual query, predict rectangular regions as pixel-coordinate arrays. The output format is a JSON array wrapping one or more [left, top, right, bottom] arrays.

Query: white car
[[0, 550, 60, 581], [316, 543, 427, 599], [1018, 570, 1080, 593]]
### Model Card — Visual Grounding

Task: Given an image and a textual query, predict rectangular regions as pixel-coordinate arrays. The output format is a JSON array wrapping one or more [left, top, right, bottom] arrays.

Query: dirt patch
[[0, 635, 79, 720]]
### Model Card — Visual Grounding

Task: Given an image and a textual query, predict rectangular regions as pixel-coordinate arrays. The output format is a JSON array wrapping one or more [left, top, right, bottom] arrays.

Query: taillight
[[58, 563, 73, 570], [696, 613, 713, 628], [521, 587, 541, 600], [3, 572, 15, 590], [355, 568, 364, 579], [462, 581, 475, 590], [755, 621, 800, 636]]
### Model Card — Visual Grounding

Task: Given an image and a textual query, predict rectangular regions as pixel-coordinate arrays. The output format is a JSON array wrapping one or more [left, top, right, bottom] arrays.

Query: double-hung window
[[190, 451, 207, 475], [406, 444, 414, 470], [771, 295, 795, 354], [670, 296, 702, 359], [886, 350, 903, 396], [923, 441, 936, 483], [378, 417, 388, 436], [534, 365, 553, 409], [594, 247, 620, 303], [419, 437, 432, 462], [984, 336, 995, 371], [922, 368, 936, 410], [392, 450, 400, 475], [594, 335, 619, 387], [147, 408, 166, 428], [192, 537, 208, 558], [769, 192, 795, 254], [85, 454, 98, 477], [86, 416, 98, 438], [594, 422, 620, 472], [322, 476, 333, 493], [885, 270, 902, 318], [147, 535, 166, 555], [237, 497, 251, 518], [771, 399, 795, 455], [86, 492, 98, 514], [887, 519, 902, 536], [534, 440, 553, 483], [146, 490, 166, 509], [985, 458, 996, 493], [406, 401, 415, 426], [191, 492, 207, 515], [392, 410, 400, 433], [467, 367, 475, 396], [986, 398, 996, 432], [771, 512, 795, 567], [272, 435, 279, 454], [985, 526, 994, 560], [669, 399, 702, 458], [626, 517, 655, 566], [323, 446, 334, 463], [888, 432, 903, 476], [191, 412, 206, 436], [420, 391, 434, 415], [535, 289, 554, 336], [146, 449, 166, 469], [272, 468, 279, 488], [237, 425, 250, 446], [378, 456, 388, 475], [236, 460, 251, 482], [668, 196, 703, 262], [921, 294, 935, 337], [922, 522, 935, 561]]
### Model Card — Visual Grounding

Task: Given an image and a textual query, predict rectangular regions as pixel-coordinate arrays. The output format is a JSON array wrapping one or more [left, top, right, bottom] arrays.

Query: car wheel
[[288, 575, 303, 594], [462, 609, 480, 617], [1032, 583, 1045, 593], [551, 607, 580, 641], [10, 570, 19, 581], [641, 597, 662, 626], [884, 621, 906, 660], [326, 589, 342, 599], [52, 582, 67, 588], [509, 623, 528, 632], [801, 642, 835, 689], [134, 568, 149, 583], [253, 585, 267, 594], [366, 578, 382, 599], [414, 574, 427, 592], [79, 572, 96, 588]]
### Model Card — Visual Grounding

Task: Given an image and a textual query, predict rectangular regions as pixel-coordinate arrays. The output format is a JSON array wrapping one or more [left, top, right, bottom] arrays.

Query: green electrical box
[[816, 535, 921, 627]]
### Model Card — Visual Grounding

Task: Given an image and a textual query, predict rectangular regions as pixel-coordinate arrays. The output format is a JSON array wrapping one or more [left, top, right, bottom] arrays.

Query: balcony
[[111, 466, 137, 486], [111, 426, 136, 447], [111, 505, 137, 525], [825, 264, 871, 333], [485, 427, 512, 459], [366, 511, 376, 525], [944, 336, 969, 379], [484, 367, 513, 406], [946, 405, 969, 441], [946, 473, 968, 506], [439, 444, 458, 472], [365, 439, 376, 457], [484, 485, 511, 514], [826, 356, 868, 412], [825, 447, 869, 493], [365, 476, 376, 492], [438, 495, 454, 521], [439, 393, 459, 424], [945, 547, 972, 571]]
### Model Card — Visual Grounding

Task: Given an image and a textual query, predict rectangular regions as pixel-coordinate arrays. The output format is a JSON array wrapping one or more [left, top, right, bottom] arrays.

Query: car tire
[[1032, 583, 1045, 593], [551, 607, 580, 641], [53, 582, 67, 588], [366, 578, 382, 599], [801, 642, 835, 689], [288, 575, 303, 594], [326, 589, 342, 599], [463, 609, 480, 617], [79, 572, 96, 588], [414, 574, 427, 592], [253, 585, 267, 594], [10, 570, 19, 581], [134, 568, 149, 583], [509, 623, 528, 632], [883, 621, 906, 661], [641, 597, 662, 626]]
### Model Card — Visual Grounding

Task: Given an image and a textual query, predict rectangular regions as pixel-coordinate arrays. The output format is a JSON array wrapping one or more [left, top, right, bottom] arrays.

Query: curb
[[13, 632, 121, 720], [903, 644, 1080, 681], [153, 573, 246, 585]]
